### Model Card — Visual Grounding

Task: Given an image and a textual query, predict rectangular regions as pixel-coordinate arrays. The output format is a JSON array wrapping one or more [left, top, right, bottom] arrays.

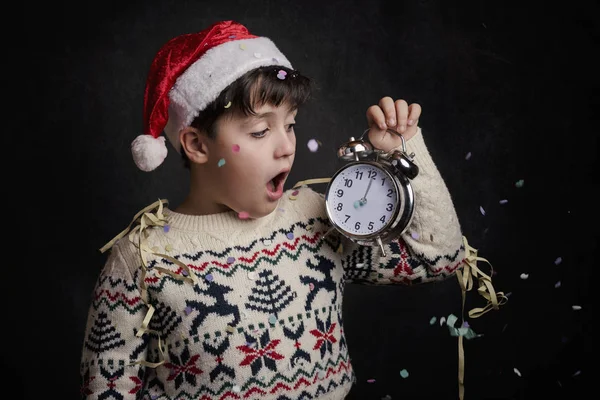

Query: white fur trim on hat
[[164, 37, 292, 153]]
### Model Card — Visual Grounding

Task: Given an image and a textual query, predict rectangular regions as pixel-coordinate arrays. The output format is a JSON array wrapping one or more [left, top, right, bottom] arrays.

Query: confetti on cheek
[[217, 158, 226, 167], [238, 211, 250, 219], [520, 273, 529, 279], [515, 179, 525, 188], [399, 369, 410, 378], [232, 144, 240, 153], [465, 152, 472, 160], [307, 139, 320, 152]]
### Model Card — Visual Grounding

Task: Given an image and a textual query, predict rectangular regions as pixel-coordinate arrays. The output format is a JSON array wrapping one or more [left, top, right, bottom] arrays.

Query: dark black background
[[13, 0, 597, 399]]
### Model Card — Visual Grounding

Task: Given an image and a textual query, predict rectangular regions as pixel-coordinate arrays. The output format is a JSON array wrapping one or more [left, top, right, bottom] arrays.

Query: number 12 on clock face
[[325, 162, 399, 237]]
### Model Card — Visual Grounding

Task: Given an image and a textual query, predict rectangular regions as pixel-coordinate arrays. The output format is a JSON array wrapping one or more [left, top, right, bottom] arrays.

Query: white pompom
[[131, 135, 168, 171]]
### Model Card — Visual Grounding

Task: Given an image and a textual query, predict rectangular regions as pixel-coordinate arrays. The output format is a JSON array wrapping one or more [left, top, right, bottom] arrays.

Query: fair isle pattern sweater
[[80, 130, 465, 400]]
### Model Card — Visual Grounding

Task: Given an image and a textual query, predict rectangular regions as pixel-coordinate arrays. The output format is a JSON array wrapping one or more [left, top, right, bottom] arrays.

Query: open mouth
[[267, 171, 288, 199]]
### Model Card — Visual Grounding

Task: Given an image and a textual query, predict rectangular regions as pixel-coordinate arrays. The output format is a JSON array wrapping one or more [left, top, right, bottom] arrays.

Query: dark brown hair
[[181, 65, 313, 168]]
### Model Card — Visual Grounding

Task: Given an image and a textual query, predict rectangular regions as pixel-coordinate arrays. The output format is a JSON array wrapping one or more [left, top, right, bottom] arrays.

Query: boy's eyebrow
[[241, 109, 297, 125]]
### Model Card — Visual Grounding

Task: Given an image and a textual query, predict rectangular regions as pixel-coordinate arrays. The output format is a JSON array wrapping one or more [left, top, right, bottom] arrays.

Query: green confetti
[[515, 179, 524, 188], [446, 314, 458, 327], [399, 369, 409, 378], [429, 316, 437, 325], [218, 158, 226, 167]]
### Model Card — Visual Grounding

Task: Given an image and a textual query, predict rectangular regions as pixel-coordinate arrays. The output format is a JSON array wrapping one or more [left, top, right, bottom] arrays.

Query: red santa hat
[[131, 20, 293, 171]]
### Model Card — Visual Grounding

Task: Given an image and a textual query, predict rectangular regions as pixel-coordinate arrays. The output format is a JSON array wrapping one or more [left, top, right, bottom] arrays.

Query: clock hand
[[359, 178, 374, 206]]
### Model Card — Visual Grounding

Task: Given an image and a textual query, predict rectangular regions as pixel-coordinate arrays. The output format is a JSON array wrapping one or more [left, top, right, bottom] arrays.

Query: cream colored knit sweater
[[80, 129, 465, 399]]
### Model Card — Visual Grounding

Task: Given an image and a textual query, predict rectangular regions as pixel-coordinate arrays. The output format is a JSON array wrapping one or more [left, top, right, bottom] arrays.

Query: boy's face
[[198, 102, 297, 218]]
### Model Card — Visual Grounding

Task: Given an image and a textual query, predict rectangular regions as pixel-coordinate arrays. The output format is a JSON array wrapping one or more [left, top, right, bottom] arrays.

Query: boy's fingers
[[394, 99, 409, 132], [407, 103, 422, 126], [366, 105, 387, 130], [378, 96, 397, 127]]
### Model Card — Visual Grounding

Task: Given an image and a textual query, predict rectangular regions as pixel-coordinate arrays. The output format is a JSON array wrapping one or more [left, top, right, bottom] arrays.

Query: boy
[[80, 20, 465, 399]]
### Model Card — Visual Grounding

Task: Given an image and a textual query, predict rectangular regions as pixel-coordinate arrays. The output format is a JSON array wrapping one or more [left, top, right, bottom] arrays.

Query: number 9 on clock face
[[325, 162, 399, 238]]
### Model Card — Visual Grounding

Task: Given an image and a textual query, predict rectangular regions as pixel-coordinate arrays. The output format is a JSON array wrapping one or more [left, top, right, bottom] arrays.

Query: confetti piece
[[277, 70, 287, 80], [499, 199, 508, 204], [307, 138, 320, 152], [382, 396, 392, 400], [263, 239, 272, 245], [226, 325, 235, 333], [520, 273, 529, 279], [411, 231, 420, 239], [367, 379, 376, 383], [572, 305, 582, 310], [224, 101, 232, 108], [353, 200, 361, 209], [439, 316, 446, 326], [572, 370, 581, 377], [165, 244, 173, 252], [465, 152, 472, 160], [309, 282, 315, 291], [217, 158, 226, 167], [429, 316, 437, 325], [248, 271, 256, 280], [181, 269, 188, 276], [227, 257, 235, 264], [514, 368, 521, 377], [446, 314, 458, 327], [228, 35, 236, 39], [238, 211, 250, 219], [554, 281, 561, 288], [231, 144, 240, 152], [163, 224, 170, 232], [286, 232, 294, 240], [184, 306, 192, 315], [205, 273, 214, 282], [515, 179, 525, 188], [400, 369, 409, 378], [480, 206, 486, 215], [239, 43, 246, 50], [356, 263, 365, 268], [232, 385, 241, 393], [268, 314, 277, 325], [555, 257, 562, 265]]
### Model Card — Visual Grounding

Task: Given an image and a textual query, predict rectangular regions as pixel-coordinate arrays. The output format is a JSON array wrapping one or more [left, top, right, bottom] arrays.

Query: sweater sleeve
[[79, 240, 150, 399]]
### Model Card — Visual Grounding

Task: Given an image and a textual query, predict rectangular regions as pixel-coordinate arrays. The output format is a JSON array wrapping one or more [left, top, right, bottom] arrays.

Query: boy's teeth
[[268, 180, 275, 191]]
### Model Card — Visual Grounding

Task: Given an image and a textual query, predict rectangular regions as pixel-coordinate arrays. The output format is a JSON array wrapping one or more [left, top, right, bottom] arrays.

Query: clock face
[[325, 162, 399, 237]]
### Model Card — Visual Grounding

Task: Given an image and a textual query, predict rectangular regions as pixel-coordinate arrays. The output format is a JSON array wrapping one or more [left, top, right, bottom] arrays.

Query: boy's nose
[[274, 129, 295, 158]]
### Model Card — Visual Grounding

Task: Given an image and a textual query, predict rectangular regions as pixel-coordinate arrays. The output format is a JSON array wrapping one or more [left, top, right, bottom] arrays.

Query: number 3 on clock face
[[325, 162, 399, 238]]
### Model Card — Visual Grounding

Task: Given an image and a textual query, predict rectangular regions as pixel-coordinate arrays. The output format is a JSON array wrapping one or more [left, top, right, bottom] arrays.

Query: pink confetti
[[411, 231, 419, 239], [367, 379, 376, 383], [232, 144, 240, 153], [238, 211, 250, 219], [307, 139, 319, 152], [277, 70, 287, 80]]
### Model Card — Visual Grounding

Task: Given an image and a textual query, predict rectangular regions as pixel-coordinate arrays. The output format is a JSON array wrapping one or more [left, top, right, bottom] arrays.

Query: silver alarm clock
[[324, 129, 419, 256]]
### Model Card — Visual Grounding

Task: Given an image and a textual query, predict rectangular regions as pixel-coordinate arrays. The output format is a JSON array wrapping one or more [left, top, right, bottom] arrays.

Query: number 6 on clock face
[[325, 161, 399, 239]]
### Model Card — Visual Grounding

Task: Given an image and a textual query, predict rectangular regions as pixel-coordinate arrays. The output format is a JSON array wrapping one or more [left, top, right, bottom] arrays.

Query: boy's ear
[[179, 127, 209, 164]]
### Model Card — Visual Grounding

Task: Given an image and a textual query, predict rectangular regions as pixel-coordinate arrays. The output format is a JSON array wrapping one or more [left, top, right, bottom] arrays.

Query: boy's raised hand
[[366, 96, 422, 152]]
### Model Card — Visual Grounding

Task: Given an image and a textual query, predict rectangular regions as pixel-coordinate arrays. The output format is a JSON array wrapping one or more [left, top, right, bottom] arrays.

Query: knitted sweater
[[80, 129, 465, 400]]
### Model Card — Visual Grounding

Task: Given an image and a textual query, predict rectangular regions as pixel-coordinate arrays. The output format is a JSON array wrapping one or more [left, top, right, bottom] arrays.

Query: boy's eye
[[251, 129, 268, 138]]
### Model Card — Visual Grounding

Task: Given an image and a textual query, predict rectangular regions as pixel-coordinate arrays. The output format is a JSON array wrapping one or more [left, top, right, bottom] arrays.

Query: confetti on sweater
[[514, 368, 521, 377], [465, 152, 472, 160], [399, 369, 409, 378], [218, 158, 226, 167], [269, 314, 277, 325], [572, 305, 582, 310], [232, 385, 241, 393], [227, 257, 235, 264], [286, 232, 294, 240], [205, 274, 214, 282], [163, 224, 170, 233], [232, 144, 240, 152], [411, 231, 420, 239], [184, 306, 192, 315], [515, 179, 525, 188], [307, 139, 320, 152], [520, 273, 529, 279]]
